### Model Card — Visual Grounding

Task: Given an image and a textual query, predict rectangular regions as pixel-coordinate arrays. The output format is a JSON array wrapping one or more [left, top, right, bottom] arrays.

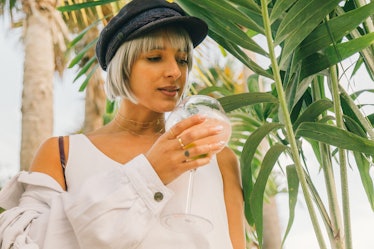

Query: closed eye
[[147, 56, 162, 62], [177, 59, 189, 65]]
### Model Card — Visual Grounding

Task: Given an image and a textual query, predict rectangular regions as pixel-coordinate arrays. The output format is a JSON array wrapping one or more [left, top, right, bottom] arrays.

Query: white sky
[[0, 16, 373, 249]]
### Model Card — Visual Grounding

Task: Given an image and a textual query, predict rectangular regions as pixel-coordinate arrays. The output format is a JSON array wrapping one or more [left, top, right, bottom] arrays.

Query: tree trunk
[[20, 7, 55, 170]]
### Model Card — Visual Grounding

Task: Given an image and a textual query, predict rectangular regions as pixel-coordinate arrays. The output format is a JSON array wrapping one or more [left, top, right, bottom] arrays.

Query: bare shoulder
[[216, 147, 240, 177], [29, 136, 69, 190]]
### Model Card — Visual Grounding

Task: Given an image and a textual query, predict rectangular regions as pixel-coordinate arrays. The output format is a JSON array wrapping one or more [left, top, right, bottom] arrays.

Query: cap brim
[[127, 16, 208, 48]]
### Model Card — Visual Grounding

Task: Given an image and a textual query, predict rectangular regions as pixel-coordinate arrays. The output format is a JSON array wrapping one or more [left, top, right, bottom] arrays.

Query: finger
[[167, 127, 176, 140], [169, 114, 206, 138], [180, 124, 224, 147], [182, 142, 225, 161]]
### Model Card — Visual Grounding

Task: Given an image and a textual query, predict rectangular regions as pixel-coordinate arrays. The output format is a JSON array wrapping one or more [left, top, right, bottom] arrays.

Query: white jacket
[[0, 155, 174, 249]]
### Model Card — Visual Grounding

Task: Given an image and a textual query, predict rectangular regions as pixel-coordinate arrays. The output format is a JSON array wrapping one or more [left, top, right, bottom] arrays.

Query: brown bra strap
[[58, 136, 67, 190]]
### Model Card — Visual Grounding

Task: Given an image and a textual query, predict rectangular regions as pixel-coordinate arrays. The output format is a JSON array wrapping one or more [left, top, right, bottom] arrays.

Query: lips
[[158, 86, 180, 97]]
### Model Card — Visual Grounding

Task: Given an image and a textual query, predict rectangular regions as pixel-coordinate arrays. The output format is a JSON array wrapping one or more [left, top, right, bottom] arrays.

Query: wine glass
[[161, 95, 232, 233]]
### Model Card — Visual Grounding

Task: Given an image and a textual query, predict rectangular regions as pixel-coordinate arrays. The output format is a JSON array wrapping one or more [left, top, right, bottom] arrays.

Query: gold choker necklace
[[116, 112, 165, 129], [114, 113, 165, 137]]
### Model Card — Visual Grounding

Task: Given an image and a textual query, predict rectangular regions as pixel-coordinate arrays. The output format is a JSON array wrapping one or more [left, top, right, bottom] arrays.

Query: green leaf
[[106, 99, 115, 114], [281, 165, 300, 248], [293, 2, 374, 64], [179, 0, 266, 55], [250, 144, 288, 247], [68, 19, 103, 50], [208, 30, 273, 78], [79, 64, 99, 92], [218, 92, 278, 113], [68, 37, 98, 68], [353, 151, 374, 211], [293, 99, 333, 130], [57, 0, 118, 12], [270, 0, 298, 24], [228, 0, 261, 12], [197, 86, 234, 96], [73, 56, 97, 82], [276, 0, 341, 65], [178, 0, 264, 34], [241, 123, 283, 225], [296, 122, 374, 155], [300, 32, 374, 79]]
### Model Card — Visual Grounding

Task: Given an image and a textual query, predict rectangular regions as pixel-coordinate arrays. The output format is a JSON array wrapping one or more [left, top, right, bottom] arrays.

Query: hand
[[145, 114, 226, 184]]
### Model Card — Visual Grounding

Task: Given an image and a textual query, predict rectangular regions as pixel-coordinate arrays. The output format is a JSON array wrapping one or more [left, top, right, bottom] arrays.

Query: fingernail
[[217, 141, 226, 146], [212, 125, 224, 132]]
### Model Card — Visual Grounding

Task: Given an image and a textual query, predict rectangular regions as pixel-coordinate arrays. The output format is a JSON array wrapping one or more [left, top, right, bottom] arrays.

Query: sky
[[0, 16, 374, 249]]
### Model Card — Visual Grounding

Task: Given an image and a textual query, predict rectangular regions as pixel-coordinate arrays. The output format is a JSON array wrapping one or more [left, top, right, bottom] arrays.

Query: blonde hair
[[105, 26, 193, 103]]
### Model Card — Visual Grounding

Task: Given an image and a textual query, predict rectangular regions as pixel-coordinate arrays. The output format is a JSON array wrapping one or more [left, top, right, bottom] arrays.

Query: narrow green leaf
[[68, 19, 103, 50], [79, 64, 99, 92], [293, 2, 374, 64], [208, 30, 272, 78], [293, 99, 333, 130], [303, 170, 336, 240], [275, 0, 340, 44], [197, 86, 233, 96], [241, 123, 283, 224], [57, 0, 117, 12], [106, 99, 115, 114], [270, 0, 298, 23], [300, 32, 374, 79], [250, 144, 288, 247], [178, 0, 264, 34], [218, 92, 278, 113], [73, 56, 97, 82], [281, 165, 300, 248], [353, 152, 374, 211], [296, 122, 374, 155], [228, 0, 261, 12], [276, 0, 341, 65], [208, 15, 266, 55], [68, 38, 98, 69], [178, 0, 267, 55]]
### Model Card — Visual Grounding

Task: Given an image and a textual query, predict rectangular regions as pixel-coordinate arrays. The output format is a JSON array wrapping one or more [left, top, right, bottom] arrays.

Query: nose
[[165, 58, 182, 80]]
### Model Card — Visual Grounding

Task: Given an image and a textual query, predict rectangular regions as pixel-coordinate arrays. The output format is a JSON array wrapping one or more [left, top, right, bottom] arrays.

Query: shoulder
[[29, 136, 69, 190]]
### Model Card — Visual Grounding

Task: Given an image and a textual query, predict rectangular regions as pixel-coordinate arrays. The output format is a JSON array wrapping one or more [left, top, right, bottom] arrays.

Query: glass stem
[[185, 169, 196, 214]]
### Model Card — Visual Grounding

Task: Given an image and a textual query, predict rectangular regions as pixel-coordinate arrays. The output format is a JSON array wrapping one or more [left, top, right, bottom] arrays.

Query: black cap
[[96, 0, 208, 71]]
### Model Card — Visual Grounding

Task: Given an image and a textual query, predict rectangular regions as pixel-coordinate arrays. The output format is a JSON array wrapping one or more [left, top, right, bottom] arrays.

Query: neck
[[113, 111, 165, 136]]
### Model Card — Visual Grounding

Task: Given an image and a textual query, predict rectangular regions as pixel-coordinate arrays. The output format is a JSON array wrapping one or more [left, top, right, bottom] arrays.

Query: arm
[[0, 136, 66, 249], [30, 136, 68, 190], [217, 147, 246, 249]]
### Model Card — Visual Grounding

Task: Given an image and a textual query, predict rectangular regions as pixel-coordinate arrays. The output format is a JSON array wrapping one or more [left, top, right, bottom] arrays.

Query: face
[[129, 37, 189, 113]]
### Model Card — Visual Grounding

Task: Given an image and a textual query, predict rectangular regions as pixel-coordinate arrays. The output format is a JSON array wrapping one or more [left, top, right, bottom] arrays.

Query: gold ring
[[177, 137, 185, 148], [169, 127, 176, 139]]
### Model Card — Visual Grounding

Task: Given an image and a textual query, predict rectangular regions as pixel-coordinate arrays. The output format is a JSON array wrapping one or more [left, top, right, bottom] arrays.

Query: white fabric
[[0, 134, 233, 249]]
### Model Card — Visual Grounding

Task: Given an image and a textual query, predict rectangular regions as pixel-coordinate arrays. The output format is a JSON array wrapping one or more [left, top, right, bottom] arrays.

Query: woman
[[0, 0, 245, 248]]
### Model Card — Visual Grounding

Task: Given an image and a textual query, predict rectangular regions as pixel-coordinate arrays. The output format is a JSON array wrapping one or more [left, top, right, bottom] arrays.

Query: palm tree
[[58, 0, 374, 248], [0, 0, 69, 171]]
